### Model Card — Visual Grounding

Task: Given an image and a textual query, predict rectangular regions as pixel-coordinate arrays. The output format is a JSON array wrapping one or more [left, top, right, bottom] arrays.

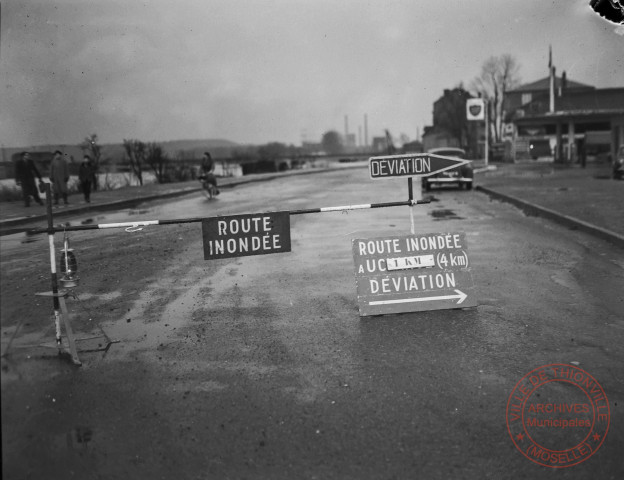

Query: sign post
[[467, 98, 487, 167], [352, 232, 477, 316]]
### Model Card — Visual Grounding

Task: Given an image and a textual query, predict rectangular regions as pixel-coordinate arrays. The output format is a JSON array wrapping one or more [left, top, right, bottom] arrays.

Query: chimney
[[549, 66, 556, 113], [561, 71, 567, 97]]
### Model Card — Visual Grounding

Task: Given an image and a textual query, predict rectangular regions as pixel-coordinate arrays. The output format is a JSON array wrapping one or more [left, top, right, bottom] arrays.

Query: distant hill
[[158, 138, 242, 160], [160, 138, 239, 151]]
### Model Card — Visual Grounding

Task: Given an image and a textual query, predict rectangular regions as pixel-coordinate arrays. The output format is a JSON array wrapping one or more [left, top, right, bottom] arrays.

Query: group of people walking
[[14, 151, 96, 207], [15, 149, 219, 208]]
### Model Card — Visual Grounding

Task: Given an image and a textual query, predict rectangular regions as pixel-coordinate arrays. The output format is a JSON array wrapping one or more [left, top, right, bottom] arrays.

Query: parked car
[[422, 147, 473, 191], [614, 145, 624, 180]]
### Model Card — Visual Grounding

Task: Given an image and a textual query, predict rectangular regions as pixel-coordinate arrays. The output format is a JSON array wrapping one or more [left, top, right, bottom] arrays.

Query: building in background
[[422, 87, 481, 158], [503, 69, 624, 163]]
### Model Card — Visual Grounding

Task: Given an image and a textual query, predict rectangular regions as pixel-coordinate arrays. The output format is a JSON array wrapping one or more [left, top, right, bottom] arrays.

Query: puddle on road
[[429, 209, 464, 221], [128, 209, 151, 216], [76, 291, 123, 302], [101, 262, 218, 359], [550, 271, 578, 290]]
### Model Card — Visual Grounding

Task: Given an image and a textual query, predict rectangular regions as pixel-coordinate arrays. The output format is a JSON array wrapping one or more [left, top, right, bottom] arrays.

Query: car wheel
[[466, 182, 473, 190]]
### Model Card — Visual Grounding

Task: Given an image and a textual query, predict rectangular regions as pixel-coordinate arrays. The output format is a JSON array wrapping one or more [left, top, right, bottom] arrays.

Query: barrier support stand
[[37, 183, 81, 366], [34, 290, 81, 366], [408, 177, 423, 234]]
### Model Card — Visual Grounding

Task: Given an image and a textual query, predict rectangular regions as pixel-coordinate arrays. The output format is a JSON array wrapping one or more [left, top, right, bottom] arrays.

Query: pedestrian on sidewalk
[[579, 140, 586, 169], [14, 151, 44, 207], [79, 155, 96, 203], [49, 150, 70, 205]]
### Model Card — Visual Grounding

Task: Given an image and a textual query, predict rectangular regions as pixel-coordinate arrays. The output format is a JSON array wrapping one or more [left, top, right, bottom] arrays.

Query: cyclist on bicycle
[[200, 152, 219, 195]]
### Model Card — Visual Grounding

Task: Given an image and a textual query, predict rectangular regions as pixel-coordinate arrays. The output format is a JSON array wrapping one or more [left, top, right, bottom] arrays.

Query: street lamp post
[[485, 99, 489, 167]]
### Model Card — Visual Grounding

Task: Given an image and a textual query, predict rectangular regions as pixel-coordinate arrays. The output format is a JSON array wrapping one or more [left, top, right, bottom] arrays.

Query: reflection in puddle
[[128, 209, 151, 216]]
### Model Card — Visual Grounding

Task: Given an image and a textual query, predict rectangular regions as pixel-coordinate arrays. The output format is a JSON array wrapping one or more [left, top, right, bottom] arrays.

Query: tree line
[[80, 135, 310, 186]]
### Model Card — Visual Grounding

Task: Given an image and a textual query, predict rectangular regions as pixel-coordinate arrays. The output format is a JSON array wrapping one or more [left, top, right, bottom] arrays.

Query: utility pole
[[485, 100, 489, 167]]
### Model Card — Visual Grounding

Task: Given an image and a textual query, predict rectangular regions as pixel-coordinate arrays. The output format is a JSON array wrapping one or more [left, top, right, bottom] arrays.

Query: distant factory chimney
[[364, 114, 368, 148]]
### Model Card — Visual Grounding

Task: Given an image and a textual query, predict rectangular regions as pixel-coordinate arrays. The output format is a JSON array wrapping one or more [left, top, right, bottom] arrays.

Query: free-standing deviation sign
[[369, 153, 470, 180], [352, 232, 477, 316], [202, 211, 291, 260]]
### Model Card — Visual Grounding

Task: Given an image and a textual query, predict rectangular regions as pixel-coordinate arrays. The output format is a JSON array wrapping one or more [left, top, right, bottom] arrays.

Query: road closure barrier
[[26, 199, 425, 234], [29, 152, 476, 350]]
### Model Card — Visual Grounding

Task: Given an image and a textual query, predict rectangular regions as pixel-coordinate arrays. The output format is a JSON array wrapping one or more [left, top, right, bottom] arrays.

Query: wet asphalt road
[[2, 167, 624, 479]]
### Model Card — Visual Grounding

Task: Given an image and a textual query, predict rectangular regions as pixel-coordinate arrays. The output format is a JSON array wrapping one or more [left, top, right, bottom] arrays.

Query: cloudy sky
[[1, 0, 623, 148]]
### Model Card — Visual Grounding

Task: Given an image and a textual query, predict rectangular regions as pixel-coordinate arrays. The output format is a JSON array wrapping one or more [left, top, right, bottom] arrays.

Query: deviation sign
[[352, 232, 477, 316], [369, 153, 469, 179], [202, 211, 291, 260]]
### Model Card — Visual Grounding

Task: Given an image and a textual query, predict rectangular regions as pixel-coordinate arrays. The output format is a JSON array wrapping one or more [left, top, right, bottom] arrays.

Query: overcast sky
[[1, 0, 623, 148]]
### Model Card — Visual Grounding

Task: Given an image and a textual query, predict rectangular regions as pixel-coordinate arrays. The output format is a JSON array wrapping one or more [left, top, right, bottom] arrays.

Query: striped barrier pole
[[27, 198, 430, 234], [44, 183, 63, 348]]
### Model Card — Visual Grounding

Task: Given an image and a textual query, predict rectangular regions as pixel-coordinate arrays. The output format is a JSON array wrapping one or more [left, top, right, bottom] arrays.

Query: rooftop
[[509, 76, 594, 93]]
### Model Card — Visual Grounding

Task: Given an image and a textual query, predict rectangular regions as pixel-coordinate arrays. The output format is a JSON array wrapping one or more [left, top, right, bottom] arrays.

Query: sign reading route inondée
[[369, 153, 470, 179], [202, 211, 291, 260], [352, 232, 477, 316]]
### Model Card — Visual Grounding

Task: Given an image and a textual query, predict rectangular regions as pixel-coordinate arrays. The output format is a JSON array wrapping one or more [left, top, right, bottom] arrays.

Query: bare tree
[[123, 139, 146, 186], [80, 133, 102, 191], [471, 54, 521, 142], [145, 142, 169, 183]]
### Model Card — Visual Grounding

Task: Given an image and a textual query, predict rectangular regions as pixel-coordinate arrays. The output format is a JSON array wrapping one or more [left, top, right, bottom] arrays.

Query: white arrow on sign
[[368, 289, 467, 306]]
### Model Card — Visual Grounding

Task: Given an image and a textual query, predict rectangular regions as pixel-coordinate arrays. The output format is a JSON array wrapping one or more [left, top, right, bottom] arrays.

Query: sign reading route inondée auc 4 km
[[352, 232, 477, 316], [369, 153, 470, 179]]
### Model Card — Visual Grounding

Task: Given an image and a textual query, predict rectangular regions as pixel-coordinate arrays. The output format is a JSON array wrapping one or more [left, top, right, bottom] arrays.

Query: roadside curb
[[0, 165, 363, 235], [476, 185, 624, 249], [0, 187, 204, 236]]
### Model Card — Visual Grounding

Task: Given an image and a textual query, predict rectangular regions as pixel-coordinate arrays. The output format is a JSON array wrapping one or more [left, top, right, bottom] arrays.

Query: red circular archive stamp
[[506, 364, 610, 468]]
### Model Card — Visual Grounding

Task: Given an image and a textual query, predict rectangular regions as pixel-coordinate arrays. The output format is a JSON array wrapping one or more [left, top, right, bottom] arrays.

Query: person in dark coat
[[14, 151, 44, 207], [78, 155, 96, 203], [49, 150, 70, 205]]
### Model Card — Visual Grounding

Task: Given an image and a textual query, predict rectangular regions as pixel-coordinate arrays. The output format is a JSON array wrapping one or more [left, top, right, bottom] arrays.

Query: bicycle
[[198, 174, 220, 199]]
